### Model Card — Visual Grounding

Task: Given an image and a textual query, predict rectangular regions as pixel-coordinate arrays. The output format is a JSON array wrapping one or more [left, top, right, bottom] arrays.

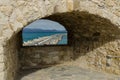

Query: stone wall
[[21, 11, 120, 75], [20, 46, 73, 69], [0, 0, 73, 80], [74, 0, 120, 26], [0, 0, 120, 80], [0, 32, 21, 80], [5, 33, 21, 80]]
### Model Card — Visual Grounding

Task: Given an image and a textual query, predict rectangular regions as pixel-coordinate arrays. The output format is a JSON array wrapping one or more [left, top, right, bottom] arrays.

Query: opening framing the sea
[[22, 32, 67, 45]]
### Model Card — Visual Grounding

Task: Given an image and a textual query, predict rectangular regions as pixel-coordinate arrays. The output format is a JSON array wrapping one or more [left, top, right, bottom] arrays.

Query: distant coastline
[[23, 28, 67, 33], [23, 33, 67, 46], [22, 32, 67, 42]]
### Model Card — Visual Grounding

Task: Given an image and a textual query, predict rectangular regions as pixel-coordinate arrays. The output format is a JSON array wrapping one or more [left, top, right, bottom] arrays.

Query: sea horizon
[[22, 32, 67, 45]]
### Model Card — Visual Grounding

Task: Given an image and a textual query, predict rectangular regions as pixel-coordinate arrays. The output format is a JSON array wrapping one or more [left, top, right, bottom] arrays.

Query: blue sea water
[[22, 32, 67, 45], [58, 35, 67, 44]]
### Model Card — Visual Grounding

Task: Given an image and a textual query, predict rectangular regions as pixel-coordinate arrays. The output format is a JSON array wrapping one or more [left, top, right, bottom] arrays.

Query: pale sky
[[24, 19, 66, 31]]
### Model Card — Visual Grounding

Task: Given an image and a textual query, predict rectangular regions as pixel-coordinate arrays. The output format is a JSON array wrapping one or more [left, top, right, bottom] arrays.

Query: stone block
[[0, 54, 4, 62], [0, 0, 12, 5], [0, 27, 3, 36], [105, 0, 115, 6], [66, 0, 73, 11], [0, 12, 8, 25], [16, 1, 25, 6], [0, 46, 4, 55], [2, 28, 13, 40], [0, 71, 5, 80], [0, 63, 5, 72], [0, 6, 13, 16]]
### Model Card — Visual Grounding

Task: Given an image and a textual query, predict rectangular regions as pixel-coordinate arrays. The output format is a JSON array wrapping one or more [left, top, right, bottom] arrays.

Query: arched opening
[[6, 11, 120, 80], [22, 19, 68, 46]]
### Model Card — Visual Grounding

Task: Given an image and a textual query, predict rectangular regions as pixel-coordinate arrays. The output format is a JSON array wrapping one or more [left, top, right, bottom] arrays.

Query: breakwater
[[23, 34, 67, 46]]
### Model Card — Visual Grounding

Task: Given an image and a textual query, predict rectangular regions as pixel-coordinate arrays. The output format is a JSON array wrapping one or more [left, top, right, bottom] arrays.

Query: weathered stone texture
[[21, 11, 120, 75], [0, 0, 74, 79], [0, 63, 5, 72], [4, 33, 21, 80], [0, 0, 120, 39], [0, 0, 74, 39], [20, 46, 73, 69], [0, 0, 120, 80], [0, 71, 6, 80], [76, 0, 120, 26]]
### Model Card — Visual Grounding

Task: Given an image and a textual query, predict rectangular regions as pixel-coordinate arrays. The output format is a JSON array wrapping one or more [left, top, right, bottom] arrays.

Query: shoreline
[[23, 33, 67, 46]]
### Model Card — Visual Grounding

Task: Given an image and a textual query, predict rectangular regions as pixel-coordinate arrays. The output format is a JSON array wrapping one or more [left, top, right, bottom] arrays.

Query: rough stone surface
[[20, 11, 120, 78], [0, 0, 74, 80], [0, 71, 6, 80], [17, 64, 120, 80], [43, 11, 120, 75], [20, 46, 73, 69], [76, 0, 120, 26], [0, 0, 120, 80]]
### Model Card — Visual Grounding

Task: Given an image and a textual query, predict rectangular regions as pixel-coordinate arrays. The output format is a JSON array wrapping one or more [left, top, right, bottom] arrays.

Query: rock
[[0, 0, 12, 5], [2, 24, 14, 39], [0, 6, 13, 16], [0, 0, 120, 80], [0, 63, 5, 72], [0, 12, 8, 25], [0, 27, 3, 37], [0, 54, 4, 63], [10, 21, 23, 33], [0, 71, 6, 80], [16, 1, 25, 6], [105, 0, 115, 7]]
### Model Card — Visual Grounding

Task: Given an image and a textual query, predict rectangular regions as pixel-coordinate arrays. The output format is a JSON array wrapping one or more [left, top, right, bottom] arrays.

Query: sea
[[22, 32, 67, 45]]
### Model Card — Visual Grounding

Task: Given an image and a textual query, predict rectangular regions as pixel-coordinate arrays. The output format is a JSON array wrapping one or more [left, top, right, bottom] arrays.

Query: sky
[[24, 19, 67, 31]]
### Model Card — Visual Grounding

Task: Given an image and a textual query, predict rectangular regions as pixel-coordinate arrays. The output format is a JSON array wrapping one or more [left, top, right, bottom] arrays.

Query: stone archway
[[42, 11, 120, 74], [0, 0, 120, 80], [19, 11, 120, 74]]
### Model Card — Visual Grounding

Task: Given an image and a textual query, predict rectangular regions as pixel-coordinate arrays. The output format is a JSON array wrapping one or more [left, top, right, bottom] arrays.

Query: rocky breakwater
[[23, 34, 66, 46]]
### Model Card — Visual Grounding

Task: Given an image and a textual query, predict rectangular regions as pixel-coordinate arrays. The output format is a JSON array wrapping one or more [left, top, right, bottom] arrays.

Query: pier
[[23, 34, 66, 46]]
